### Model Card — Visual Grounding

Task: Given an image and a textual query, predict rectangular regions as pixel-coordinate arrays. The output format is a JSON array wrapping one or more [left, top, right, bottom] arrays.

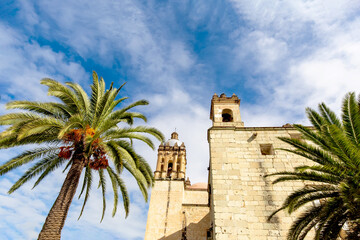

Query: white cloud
[[229, 0, 360, 127], [15, 0, 202, 93], [229, 0, 360, 37], [0, 173, 61, 240], [170, 42, 195, 70], [0, 22, 89, 104], [233, 31, 288, 73]]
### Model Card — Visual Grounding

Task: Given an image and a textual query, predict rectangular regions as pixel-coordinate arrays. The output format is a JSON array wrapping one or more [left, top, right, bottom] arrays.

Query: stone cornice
[[208, 126, 314, 131], [182, 203, 209, 207]]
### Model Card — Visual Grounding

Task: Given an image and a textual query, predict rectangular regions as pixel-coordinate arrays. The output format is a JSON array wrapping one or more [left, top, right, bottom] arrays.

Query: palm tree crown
[[267, 92, 360, 240], [0, 71, 164, 239]]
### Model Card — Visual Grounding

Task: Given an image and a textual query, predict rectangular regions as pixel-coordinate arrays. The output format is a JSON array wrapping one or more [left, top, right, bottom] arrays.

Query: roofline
[[208, 126, 314, 131]]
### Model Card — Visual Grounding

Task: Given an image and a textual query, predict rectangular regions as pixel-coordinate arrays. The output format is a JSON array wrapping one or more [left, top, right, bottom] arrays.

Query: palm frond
[[108, 140, 140, 166], [318, 103, 342, 128], [107, 167, 129, 217], [90, 71, 102, 119], [98, 169, 106, 222], [277, 137, 339, 167], [0, 147, 59, 176], [0, 131, 61, 149], [105, 141, 124, 173], [290, 192, 339, 213], [57, 114, 85, 139], [306, 107, 326, 131], [65, 82, 90, 118], [93, 84, 114, 127], [8, 154, 60, 193], [136, 155, 154, 186], [6, 101, 72, 118], [17, 117, 64, 140], [93, 83, 126, 127], [32, 157, 65, 188], [273, 91, 360, 239], [315, 199, 346, 239], [267, 171, 341, 184], [286, 205, 322, 240], [78, 166, 92, 219], [342, 92, 360, 145], [41, 78, 81, 114], [294, 165, 350, 179], [103, 94, 127, 117], [112, 133, 155, 150], [271, 185, 337, 216], [323, 124, 360, 169], [0, 112, 42, 125], [107, 167, 119, 217], [122, 159, 149, 202], [104, 126, 164, 143], [292, 124, 332, 152]]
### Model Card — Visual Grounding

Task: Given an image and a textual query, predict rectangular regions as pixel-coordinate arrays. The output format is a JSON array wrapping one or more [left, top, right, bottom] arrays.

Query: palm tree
[[267, 92, 360, 240], [0, 71, 164, 240]]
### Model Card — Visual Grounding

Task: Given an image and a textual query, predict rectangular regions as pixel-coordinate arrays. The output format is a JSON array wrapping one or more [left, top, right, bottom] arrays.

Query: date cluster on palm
[[58, 127, 109, 170]]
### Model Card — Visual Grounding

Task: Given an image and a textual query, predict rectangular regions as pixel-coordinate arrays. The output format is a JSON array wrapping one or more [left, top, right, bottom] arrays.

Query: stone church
[[144, 93, 315, 240]]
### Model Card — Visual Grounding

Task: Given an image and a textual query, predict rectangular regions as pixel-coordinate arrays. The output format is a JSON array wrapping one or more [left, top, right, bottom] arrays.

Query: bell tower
[[210, 93, 244, 127], [154, 132, 187, 180], [145, 132, 188, 239], [145, 132, 210, 240]]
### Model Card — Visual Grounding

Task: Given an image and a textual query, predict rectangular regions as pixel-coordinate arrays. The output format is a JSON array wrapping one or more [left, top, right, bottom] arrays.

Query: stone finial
[[282, 123, 293, 128], [220, 93, 226, 98], [185, 177, 191, 186]]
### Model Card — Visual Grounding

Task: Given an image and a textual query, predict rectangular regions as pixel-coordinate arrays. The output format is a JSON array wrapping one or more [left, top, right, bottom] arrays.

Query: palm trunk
[[38, 157, 84, 240]]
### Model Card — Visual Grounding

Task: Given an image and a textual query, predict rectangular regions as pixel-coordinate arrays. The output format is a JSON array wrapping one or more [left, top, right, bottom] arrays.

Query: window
[[222, 109, 233, 122], [167, 162, 173, 177], [160, 158, 165, 172], [260, 144, 274, 155]]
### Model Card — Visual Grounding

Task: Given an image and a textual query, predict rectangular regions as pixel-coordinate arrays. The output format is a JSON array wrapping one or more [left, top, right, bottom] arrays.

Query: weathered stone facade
[[145, 93, 315, 239], [145, 133, 210, 240]]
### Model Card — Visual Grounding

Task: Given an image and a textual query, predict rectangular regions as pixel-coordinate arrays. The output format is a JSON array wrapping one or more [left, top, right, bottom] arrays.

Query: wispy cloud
[[0, 22, 88, 103], [229, 0, 360, 126]]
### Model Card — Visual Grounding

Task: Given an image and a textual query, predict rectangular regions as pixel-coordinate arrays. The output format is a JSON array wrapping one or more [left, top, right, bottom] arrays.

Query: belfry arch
[[154, 132, 186, 180], [222, 109, 233, 122]]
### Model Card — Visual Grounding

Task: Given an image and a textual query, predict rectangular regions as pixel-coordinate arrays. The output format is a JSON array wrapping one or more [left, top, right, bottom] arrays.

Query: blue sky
[[1, 0, 360, 239]]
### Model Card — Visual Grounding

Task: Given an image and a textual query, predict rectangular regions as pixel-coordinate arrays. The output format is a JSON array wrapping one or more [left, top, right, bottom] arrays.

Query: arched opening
[[222, 109, 233, 122], [160, 158, 165, 172], [167, 162, 173, 177]]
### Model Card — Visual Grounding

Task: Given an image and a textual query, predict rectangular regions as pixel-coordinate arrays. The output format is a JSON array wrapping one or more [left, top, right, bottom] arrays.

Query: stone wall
[[183, 206, 210, 240], [208, 126, 315, 240], [145, 180, 210, 240], [183, 189, 208, 205], [145, 180, 184, 240]]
